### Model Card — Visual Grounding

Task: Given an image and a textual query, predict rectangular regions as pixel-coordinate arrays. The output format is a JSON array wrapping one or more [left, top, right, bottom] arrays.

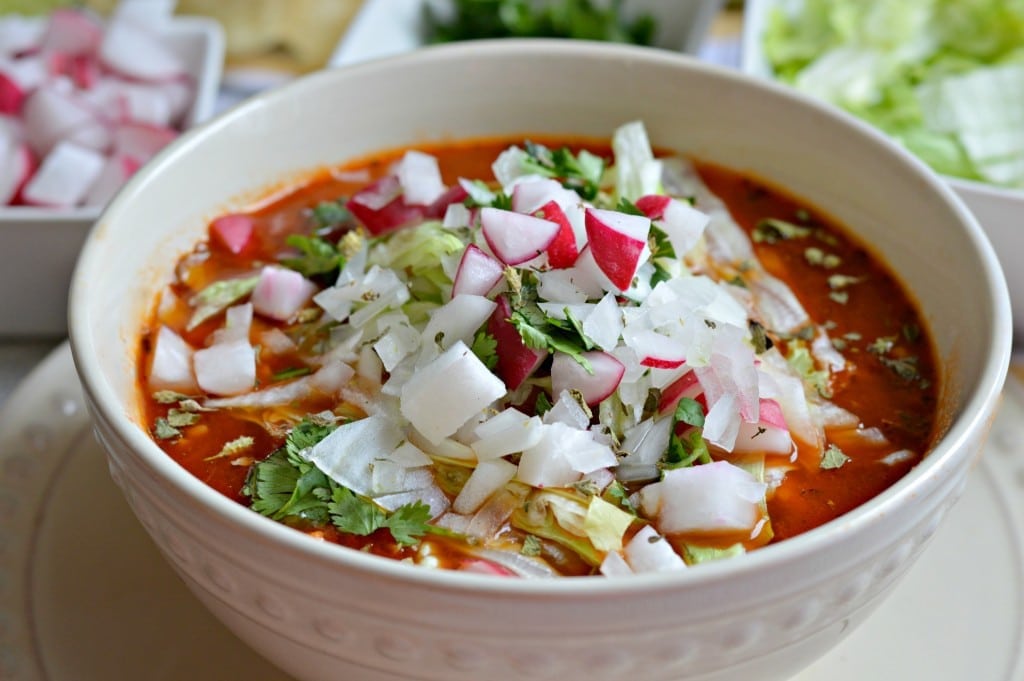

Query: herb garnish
[[662, 397, 712, 469], [753, 218, 812, 244], [188, 275, 260, 330], [281, 234, 346, 279], [521, 140, 605, 200], [470, 328, 499, 369], [820, 444, 851, 470]]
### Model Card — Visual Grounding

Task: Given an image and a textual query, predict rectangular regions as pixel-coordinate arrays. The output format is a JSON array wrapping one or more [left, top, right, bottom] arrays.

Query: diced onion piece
[[516, 422, 583, 488], [451, 243, 504, 298], [599, 550, 635, 577], [148, 325, 197, 393], [422, 294, 497, 350], [452, 458, 518, 514], [303, 414, 405, 495], [251, 265, 317, 322], [471, 414, 544, 460], [582, 293, 622, 352], [624, 525, 686, 573], [639, 461, 766, 535], [400, 340, 506, 445], [395, 150, 445, 206], [542, 390, 590, 430], [193, 338, 256, 396]]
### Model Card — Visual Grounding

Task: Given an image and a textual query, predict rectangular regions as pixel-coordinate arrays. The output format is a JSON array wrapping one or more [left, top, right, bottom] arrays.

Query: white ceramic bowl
[[69, 41, 1011, 681], [740, 0, 1024, 341], [0, 14, 223, 338]]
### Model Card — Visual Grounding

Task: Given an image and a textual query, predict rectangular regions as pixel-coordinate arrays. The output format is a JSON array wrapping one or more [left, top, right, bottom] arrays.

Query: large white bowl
[[68, 41, 1011, 681], [740, 0, 1024, 341]]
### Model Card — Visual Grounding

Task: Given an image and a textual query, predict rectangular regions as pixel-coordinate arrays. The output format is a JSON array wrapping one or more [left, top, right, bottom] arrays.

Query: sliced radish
[[193, 338, 256, 396], [209, 214, 255, 255], [22, 86, 99, 156], [40, 9, 104, 57], [100, 17, 185, 81], [511, 177, 564, 214], [400, 340, 507, 445], [83, 152, 139, 206], [148, 325, 197, 393], [458, 558, 519, 577], [657, 369, 703, 415], [395, 150, 445, 206], [480, 207, 560, 265], [424, 183, 469, 219], [634, 194, 672, 219], [452, 244, 504, 298], [347, 175, 423, 235], [637, 194, 709, 258], [111, 121, 176, 162], [0, 16, 45, 57], [551, 351, 625, 406], [487, 295, 547, 391], [534, 200, 578, 268], [8, 143, 36, 204], [22, 140, 104, 207], [0, 68, 27, 115], [625, 328, 686, 369], [639, 461, 767, 535], [251, 265, 317, 322], [584, 207, 650, 291]]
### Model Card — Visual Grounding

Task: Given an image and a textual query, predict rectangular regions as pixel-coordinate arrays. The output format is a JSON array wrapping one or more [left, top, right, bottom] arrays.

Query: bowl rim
[[69, 38, 1013, 596]]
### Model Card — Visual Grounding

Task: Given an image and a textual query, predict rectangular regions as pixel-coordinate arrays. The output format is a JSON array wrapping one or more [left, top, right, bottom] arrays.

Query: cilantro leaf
[[382, 501, 432, 546], [753, 218, 812, 244], [673, 397, 705, 428], [470, 328, 498, 369], [329, 486, 387, 536], [281, 234, 345, 278], [310, 199, 352, 230], [521, 140, 605, 200]]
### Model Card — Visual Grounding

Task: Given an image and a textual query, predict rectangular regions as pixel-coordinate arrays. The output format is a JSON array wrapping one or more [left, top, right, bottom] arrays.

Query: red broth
[[138, 136, 938, 575]]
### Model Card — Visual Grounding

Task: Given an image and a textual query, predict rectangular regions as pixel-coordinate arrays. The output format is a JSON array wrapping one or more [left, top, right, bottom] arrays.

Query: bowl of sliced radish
[[0, 6, 222, 336]]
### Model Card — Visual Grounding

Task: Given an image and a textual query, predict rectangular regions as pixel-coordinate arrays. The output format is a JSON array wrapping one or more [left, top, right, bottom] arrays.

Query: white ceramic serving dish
[[329, 0, 724, 66], [741, 0, 1024, 341], [69, 41, 1011, 681], [0, 13, 223, 339]]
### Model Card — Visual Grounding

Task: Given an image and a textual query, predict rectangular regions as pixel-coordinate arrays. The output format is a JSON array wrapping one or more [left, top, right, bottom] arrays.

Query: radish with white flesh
[[83, 152, 139, 206], [535, 200, 578, 268], [584, 207, 651, 291], [22, 140, 104, 207], [22, 87, 100, 157], [347, 175, 423, 235], [0, 16, 45, 56], [625, 328, 687, 369], [112, 121, 177, 162], [511, 177, 564, 214], [570, 245, 618, 297], [453, 459, 518, 514], [100, 17, 186, 81], [40, 9, 103, 56], [148, 325, 197, 393], [487, 295, 547, 391], [550, 351, 624, 406], [210, 214, 255, 255], [451, 244, 504, 298], [193, 339, 256, 396], [400, 340, 506, 445], [624, 525, 686, 573], [636, 194, 709, 257], [421, 294, 497, 351], [396, 150, 445, 206], [480, 207, 560, 265], [251, 266, 317, 322], [639, 461, 767, 535], [423, 183, 469, 219], [732, 398, 794, 456]]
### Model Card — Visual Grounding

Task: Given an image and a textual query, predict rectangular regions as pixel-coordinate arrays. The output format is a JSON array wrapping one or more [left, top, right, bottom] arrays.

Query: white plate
[[0, 344, 1022, 680]]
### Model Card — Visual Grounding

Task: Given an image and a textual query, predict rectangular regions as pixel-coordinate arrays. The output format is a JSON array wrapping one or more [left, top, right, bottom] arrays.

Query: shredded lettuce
[[763, 0, 1024, 188]]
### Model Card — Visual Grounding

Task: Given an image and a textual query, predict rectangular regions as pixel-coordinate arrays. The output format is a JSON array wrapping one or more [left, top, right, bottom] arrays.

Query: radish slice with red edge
[[22, 86, 99, 156], [84, 152, 139, 206], [40, 9, 104, 57], [480, 206, 560, 265], [210, 214, 255, 255], [658, 369, 702, 415], [511, 177, 564, 214], [22, 140, 104, 207], [535, 200, 578, 268], [0, 70, 26, 115], [112, 121, 177, 161], [99, 17, 186, 81], [347, 175, 424, 235], [550, 351, 625, 406], [452, 243, 504, 298], [487, 295, 547, 391], [251, 265, 318, 322], [423, 183, 469, 219], [637, 194, 709, 258], [583, 207, 650, 290]]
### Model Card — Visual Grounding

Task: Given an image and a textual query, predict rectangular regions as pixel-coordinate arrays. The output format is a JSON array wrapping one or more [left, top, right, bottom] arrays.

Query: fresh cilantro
[[153, 417, 180, 440], [470, 328, 499, 370], [663, 428, 712, 469], [328, 488, 431, 547], [820, 444, 851, 470], [647, 223, 677, 286], [603, 480, 637, 515], [868, 336, 897, 355], [490, 191, 513, 210], [615, 197, 644, 216], [673, 397, 705, 428], [281, 234, 345, 279], [521, 140, 605, 200], [383, 502, 433, 546], [753, 218, 812, 244], [286, 419, 338, 458], [507, 290, 595, 372], [272, 366, 312, 381], [534, 391, 553, 416], [521, 534, 543, 556], [187, 275, 260, 330], [310, 199, 352, 230], [787, 345, 832, 398]]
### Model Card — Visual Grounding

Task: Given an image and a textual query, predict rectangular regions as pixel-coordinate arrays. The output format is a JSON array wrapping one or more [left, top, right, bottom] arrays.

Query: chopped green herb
[[880, 355, 921, 382], [521, 140, 605, 200], [471, 328, 499, 370], [310, 199, 352, 230], [615, 196, 644, 216], [828, 291, 849, 305], [153, 417, 180, 440], [490, 191, 513, 210], [788, 345, 832, 398], [329, 488, 432, 547], [673, 397, 705, 428], [188, 275, 260, 330], [749, 319, 772, 354], [902, 323, 921, 343], [868, 336, 897, 355], [521, 534, 543, 556], [534, 390, 553, 416], [603, 480, 637, 515], [272, 366, 313, 381], [820, 444, 851, 470], [166, 409, 200, 428], [281, 234, 345, 279], [206, 435, 255, 462], [753, 218, 812, 243], [152, 390, 190, 404]]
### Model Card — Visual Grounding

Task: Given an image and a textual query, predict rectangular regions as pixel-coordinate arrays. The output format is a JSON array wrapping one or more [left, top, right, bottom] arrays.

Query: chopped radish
[[584, 207, 651, 291], [452, 244, 504, 298], [40, 9, 104, 57], [148, 325, 197, 393], [658, 369, 703, 414], [99, 17, 186, 81], [634, 194, 672, 219], [22, 86, 99, 156], [251, 265, 317, 321], [550, 351, 624, 406], [458, 558, 518, 577], [395, 150, 445, 206], [193, 338, 256, 396], [347, 175, 423, 235], [8, 143, 36, 204], [626, 328, 687, 369], [84, 152, 139, 206], [0, 16, 45, 57], [534, 200, 578, 268], [400, 340, 506, 445], [480, 207, 560, 265], [453, 459, 518, 514], [639, 461, 767, 535], [636, 194, 709, 257], [731, 398, 793, 456], [511, 177, 564, 214], [424, 183, 469, 219], [111, 121, 176, 162], [487, 295, 547, 391], [22, 141, 104, 207], [209, 214, 255, 255]]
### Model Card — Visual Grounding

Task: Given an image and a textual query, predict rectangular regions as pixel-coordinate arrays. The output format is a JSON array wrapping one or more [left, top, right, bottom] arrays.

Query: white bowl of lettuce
[[742, 0, 1024, 339]]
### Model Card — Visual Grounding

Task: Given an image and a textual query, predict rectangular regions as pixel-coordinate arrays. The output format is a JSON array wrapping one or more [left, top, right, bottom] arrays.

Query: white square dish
[[741, 0, 1024, 340], [0, 13, 224, 338], [329, 0, 724, 66]]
